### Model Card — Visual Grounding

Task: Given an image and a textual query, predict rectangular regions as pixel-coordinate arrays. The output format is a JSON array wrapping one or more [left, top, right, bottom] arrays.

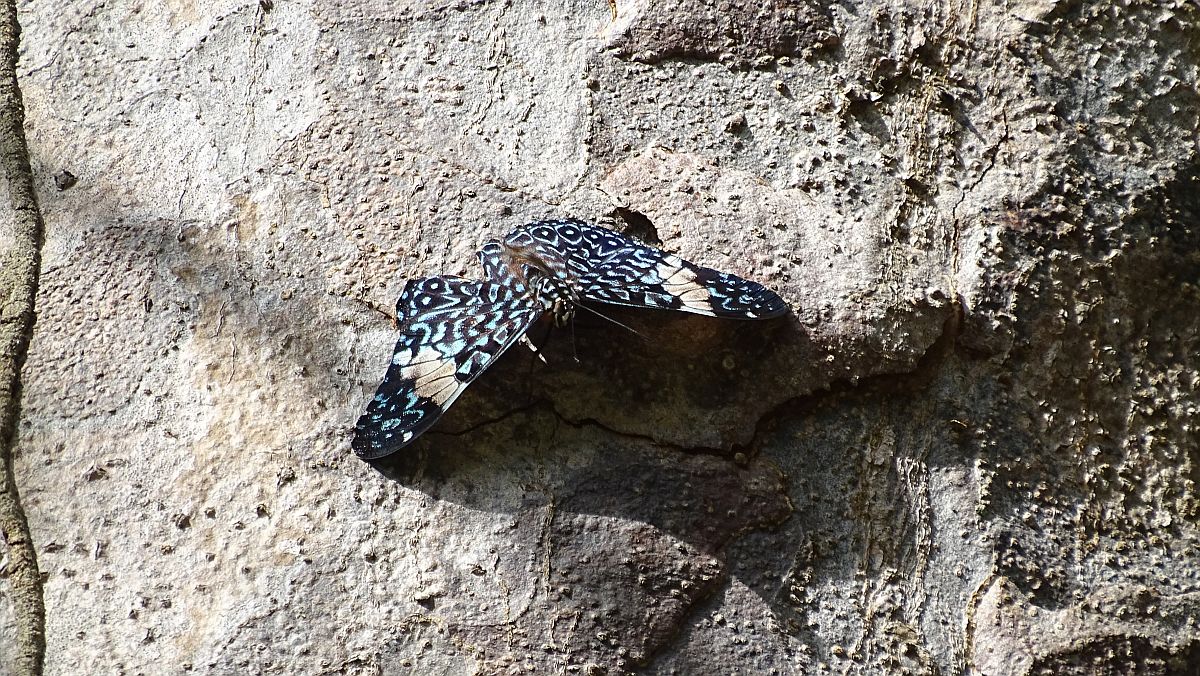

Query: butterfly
[[352, 219, 788, 459]]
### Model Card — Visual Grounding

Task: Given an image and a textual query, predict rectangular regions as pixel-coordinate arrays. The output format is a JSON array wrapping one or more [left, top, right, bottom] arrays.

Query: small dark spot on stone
[[54, 170, 77, 191], [724, 113, 748, 134], [903, 175, 929, 195], [613, 208, 662, 246], [277, 467, 296, 486]]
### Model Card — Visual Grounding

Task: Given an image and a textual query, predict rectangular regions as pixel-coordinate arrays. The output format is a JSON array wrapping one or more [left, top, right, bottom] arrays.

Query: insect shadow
[[363, 307, 796, 554], [365, 305, 796, 484]]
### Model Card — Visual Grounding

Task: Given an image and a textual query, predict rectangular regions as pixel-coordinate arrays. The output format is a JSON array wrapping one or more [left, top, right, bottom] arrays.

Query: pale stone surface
[[2, 0, 1199, 673]]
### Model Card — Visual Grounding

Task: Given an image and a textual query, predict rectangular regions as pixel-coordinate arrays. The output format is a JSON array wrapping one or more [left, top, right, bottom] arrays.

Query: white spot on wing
[[655, 259, 714, 314], [400, 346, 461, 405]]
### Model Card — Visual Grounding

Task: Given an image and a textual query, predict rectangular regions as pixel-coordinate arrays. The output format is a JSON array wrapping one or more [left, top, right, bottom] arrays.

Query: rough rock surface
[[2, 0, 1198, 673]]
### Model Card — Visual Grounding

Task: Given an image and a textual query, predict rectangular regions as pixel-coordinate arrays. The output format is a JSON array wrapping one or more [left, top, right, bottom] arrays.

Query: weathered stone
[[2, 0, 1198, 673]]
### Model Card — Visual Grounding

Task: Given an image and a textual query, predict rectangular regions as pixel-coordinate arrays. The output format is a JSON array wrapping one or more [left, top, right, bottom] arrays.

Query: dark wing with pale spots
[[576, 245, 788, 319], [477, 239, 530, 293], [505, 219, 788, 319], [352, 276, 543, 460], [500, 219, 630, 281]]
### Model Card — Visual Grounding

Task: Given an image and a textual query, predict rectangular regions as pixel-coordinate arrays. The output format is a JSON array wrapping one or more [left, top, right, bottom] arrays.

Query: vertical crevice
[[0, 1, 47, 674]]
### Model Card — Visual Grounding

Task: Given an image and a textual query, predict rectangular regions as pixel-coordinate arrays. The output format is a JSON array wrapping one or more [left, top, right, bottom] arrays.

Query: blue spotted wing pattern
[[352, 276, 543, 459], [497, 219, 788, 319], [476, 239, 530, 293], [355, 218, 788, 460]]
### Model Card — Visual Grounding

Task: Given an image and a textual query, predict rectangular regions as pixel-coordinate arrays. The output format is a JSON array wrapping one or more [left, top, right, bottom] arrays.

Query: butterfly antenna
[[354, 297, 399, 328], [576, 303, 648, 342], [528, 341, 542, 405]]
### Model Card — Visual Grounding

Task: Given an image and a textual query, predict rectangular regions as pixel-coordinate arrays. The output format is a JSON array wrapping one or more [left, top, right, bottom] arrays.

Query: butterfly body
[[534, 274, 578, 328], [353, 219, 787, 459]]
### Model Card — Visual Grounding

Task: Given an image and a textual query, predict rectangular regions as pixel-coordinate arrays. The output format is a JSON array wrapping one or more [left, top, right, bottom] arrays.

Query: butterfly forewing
[[353, 276, 543, 459], [509, 220, 788, 319], [502, 219, 629, 281]]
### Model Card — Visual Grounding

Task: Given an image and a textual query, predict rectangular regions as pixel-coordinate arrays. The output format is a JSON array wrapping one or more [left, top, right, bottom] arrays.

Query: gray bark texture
[[1, 0, 1198, 673]]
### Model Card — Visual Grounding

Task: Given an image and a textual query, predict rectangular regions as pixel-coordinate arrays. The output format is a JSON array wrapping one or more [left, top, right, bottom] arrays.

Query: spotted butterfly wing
[[502, 219, 788, 319], [495, 219, 629, 281], [477, 239, 530, 292], [352, 276, 543, 459]]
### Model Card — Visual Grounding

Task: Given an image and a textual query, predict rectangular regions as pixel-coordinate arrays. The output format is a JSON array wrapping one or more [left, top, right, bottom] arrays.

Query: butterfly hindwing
[[507, 220, 788, 319], [352, 276, 543, 459]]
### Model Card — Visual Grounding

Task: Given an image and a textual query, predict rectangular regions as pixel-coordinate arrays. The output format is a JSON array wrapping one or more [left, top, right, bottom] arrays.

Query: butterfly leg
[[520, 333, 548, 365], [520, 320, 556, 407]]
